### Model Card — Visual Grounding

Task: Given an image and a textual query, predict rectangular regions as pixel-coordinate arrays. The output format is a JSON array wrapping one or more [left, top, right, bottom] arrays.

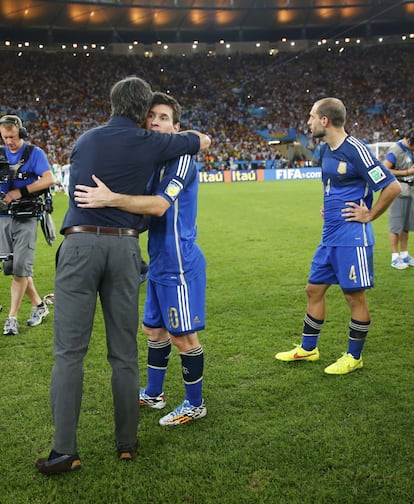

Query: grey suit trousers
[[50, 232, 141, 454]]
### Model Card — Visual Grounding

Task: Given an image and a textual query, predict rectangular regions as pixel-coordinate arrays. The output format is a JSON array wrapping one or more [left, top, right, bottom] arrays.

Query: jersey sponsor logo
[[368, 165, 386, 183], [164, 179, 181, 200], [337, 161, 347, 174]]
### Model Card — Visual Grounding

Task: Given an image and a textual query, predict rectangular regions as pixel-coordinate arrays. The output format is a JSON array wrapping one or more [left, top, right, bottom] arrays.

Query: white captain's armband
[[164, 179, 182, 201], [368, 165, 387, 184]]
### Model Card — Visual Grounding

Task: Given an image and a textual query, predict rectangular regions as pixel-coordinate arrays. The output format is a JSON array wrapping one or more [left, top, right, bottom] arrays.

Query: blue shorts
[[143, 272, 206, 336], [309, 244, 374, 291]]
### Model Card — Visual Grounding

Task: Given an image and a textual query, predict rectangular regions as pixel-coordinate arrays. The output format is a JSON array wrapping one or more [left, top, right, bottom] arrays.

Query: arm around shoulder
[[180, 130, 211, 151]]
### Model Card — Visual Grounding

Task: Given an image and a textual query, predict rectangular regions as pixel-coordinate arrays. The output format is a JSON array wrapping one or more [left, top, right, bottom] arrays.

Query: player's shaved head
[[313, 97, 346, 127]]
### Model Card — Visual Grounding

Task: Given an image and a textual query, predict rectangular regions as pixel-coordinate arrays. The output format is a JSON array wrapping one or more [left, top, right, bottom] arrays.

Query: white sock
[[400, 251, 408, 259], [392, 253, 400, 261]]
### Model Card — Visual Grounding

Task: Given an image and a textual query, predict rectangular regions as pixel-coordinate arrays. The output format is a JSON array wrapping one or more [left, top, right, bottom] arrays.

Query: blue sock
[[145, 339, 171, 397], [180, 346, 204, 407], [301, 313, 324, 351], [347, 319, 370, 359]]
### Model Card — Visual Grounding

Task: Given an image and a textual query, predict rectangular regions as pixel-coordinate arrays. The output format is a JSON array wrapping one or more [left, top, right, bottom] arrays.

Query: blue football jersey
[[147, 154, 206, 285], [318, 135, 396, 247]]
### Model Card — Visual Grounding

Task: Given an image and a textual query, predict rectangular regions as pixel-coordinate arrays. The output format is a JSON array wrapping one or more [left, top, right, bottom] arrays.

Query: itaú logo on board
[[230, 170, 258, 182], [198, 171, 225, 183]]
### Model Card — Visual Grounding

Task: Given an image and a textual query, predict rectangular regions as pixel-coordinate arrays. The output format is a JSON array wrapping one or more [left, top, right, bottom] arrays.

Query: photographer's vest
[[388, 142, 414, 184], [0, 144, 45, 217], [0, 143, 36, 183]]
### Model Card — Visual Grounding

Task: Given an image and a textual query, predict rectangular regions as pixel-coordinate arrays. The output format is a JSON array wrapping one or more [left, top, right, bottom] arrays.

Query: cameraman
[[384, 128, 414, 269], [0, 114, 54, 335]]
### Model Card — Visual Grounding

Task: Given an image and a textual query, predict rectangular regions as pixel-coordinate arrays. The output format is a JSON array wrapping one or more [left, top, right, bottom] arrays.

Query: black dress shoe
[[118, 441, 138, 461], [35, 452, 81, 475]]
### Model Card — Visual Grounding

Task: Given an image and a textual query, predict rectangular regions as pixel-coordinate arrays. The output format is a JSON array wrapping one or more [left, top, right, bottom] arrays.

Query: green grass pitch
[[0, 180, 413, 503]]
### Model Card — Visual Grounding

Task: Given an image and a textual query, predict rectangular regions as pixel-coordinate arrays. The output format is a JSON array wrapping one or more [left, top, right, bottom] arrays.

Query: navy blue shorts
[[143, 272, 206, 336], [309, 244, 374, 291]]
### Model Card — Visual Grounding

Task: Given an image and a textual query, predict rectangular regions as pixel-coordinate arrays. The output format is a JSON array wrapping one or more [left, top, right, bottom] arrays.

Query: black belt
[[64, 225, 139, 237]]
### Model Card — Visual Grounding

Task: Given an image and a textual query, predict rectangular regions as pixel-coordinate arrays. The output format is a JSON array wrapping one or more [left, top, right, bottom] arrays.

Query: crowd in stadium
[[0, 42, 413, 169]]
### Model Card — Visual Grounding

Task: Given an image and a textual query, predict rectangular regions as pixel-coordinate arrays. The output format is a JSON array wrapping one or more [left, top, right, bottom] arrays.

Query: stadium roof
[[1, 0, 413, 45]]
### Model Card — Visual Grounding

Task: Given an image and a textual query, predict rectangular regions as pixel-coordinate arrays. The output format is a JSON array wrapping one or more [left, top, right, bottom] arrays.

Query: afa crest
[[337, 161, 347, 174]]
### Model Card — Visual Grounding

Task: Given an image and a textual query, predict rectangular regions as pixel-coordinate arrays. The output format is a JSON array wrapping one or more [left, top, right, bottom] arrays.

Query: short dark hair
[[110, 76, 153, 124], [314, 97, 346, 127], [404, 128, 414, 140], [151, 92, 182, 125]]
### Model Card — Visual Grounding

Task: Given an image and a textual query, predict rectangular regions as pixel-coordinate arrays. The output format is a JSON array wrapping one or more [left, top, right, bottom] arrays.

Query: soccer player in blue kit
[[75, 92, 208, 424], [275, 97, 401, 375]]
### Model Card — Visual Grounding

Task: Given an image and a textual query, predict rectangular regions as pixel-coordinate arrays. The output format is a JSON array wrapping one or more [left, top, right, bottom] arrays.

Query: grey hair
[[110, 76, 153, 124]]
